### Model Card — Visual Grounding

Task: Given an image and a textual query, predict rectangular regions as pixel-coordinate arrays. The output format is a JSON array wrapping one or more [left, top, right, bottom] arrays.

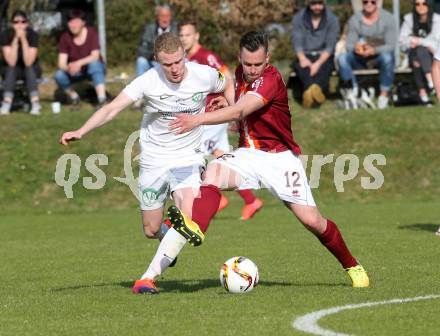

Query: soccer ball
[[219, 256, 259, 294]]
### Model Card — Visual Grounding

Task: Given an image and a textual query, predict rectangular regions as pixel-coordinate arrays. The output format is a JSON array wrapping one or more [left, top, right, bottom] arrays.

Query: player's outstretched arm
[[170, 93, 264, 134], [59, 92, 133, 146]]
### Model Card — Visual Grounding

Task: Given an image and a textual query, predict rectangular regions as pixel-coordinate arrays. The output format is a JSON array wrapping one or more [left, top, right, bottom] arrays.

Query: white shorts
[[201, 123, 230, 155], [214, 148, 316, 206], [138, 158, 204, 211]]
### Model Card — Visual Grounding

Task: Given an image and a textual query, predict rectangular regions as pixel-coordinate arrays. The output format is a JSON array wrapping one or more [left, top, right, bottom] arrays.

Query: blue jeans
[[54, 61, 106, 90], [338, 51, 395, 92], [135, 56, 158, 77]]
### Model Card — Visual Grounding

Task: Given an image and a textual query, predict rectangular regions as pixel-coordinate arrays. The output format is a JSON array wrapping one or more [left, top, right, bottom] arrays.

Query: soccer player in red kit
[[179, 21, 263, 220], [135, 31, 369, 294]]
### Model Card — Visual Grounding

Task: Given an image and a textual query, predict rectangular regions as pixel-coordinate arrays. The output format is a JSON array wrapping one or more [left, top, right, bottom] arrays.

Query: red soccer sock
[[318, 219, 357, 269], [237, 189, 256, 205], [192, 184, 221, 233]]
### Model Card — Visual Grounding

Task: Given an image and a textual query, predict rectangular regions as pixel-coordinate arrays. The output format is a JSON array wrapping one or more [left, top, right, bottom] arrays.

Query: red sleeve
[[88, 27, 100, 51], [58, 32, 70, 54]]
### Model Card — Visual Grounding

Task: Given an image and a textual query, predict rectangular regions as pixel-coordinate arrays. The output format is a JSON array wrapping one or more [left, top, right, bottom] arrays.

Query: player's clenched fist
[[59, 130, 82, 145]]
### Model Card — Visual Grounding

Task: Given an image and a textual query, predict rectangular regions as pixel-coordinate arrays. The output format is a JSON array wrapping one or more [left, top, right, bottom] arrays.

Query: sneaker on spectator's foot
[[360, 89, 376, 109], [241, 198, 263, 221], [217, 194, 229, 213], [302, 87, 314, 109], [167, 205, 205, 246], [377, 95, 389, 109], [132, 278, 159, 294], [0, 101, 11, 115], [345, 264, 369, 288], [69, 95, 80, 105], [30, 102, 41, 115], [420, 95, 433, 107], [310, 84, 326, 105]]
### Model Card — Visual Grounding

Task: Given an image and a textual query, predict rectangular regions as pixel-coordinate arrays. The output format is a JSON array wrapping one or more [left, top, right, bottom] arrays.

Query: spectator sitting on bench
[[0, 10, 41, 116], [54, 9, 107, 107], [337, 0, 397, 109], [291, 0, 340, 109], [399, 0, 440, 105]]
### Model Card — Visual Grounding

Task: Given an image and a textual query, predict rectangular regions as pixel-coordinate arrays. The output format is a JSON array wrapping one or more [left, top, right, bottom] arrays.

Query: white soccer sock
[[141, 227, 187, 280]]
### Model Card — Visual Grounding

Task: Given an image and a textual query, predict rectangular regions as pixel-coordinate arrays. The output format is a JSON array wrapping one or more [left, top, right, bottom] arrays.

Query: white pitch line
[[292, 294, 440, 336]]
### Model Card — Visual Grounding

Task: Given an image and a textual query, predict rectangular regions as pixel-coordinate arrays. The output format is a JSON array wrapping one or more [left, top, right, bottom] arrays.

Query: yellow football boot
[[346, 264, 370, 288], [167, 205, 205, 246]]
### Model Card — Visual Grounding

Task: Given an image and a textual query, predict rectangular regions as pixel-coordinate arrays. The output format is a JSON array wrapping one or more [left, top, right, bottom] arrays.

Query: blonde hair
[[154, 32, 183, 58]]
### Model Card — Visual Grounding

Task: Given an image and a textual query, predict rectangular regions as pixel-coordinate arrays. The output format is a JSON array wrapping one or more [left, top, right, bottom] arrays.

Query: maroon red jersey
[[187, 46, 228, 73], [59, 26, 102, 67], [235, 64, 301, 154], [188, 46, 228, 110]]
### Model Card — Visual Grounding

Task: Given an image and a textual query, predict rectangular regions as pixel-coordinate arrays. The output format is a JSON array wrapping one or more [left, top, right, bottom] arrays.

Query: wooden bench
[[288, 68, 413, 102]]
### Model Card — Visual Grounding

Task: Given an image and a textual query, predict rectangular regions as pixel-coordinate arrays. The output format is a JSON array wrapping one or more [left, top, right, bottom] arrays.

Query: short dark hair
[[66, 8, 86, 21], [178, 20, 198, 32], [11, 10, 27, 21], [239, 31, 268, 53]]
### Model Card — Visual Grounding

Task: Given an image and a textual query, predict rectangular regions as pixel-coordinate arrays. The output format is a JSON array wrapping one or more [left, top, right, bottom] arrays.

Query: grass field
[[1, 100, 440, 335], [2, 198, 440, 335]]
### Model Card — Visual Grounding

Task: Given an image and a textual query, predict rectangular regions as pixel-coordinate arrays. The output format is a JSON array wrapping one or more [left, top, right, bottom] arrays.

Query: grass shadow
[[398, 223, 439, 233], [51, 278, 347, 293]]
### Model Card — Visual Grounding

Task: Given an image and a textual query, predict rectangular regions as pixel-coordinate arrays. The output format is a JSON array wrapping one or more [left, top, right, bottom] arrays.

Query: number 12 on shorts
[[284, 171, 301, 188]]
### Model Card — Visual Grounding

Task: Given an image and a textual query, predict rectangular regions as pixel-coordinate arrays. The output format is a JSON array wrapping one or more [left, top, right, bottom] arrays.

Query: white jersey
[[123, 62, 226, 164]]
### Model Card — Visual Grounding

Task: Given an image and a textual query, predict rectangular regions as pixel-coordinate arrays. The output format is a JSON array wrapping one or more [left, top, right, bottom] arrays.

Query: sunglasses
[[362, 0, 377, 5], [12, 19, 27, 24], [310, 1, 324, 5], [415, 2, 428, 7]]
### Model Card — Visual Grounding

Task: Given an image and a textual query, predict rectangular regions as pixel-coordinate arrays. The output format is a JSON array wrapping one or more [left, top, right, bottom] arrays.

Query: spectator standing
[[399, 0, 440, 105], [0, 10, 41, 115], [136, 4, 177, 77], [291, 0, 340, 108], [54, 9, 107, 106], [337, 0, 397, 109]]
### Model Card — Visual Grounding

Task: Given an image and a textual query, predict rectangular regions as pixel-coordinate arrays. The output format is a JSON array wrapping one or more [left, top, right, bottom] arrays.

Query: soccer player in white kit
[[59, 33, 234, 291], [432, 41, 440, 236]]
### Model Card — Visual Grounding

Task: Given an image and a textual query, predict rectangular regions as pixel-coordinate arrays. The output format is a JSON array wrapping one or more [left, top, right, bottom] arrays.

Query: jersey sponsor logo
[[251, 77, 264, 90], [141, 187, 159, 207], [192, 92, 204, 102]]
